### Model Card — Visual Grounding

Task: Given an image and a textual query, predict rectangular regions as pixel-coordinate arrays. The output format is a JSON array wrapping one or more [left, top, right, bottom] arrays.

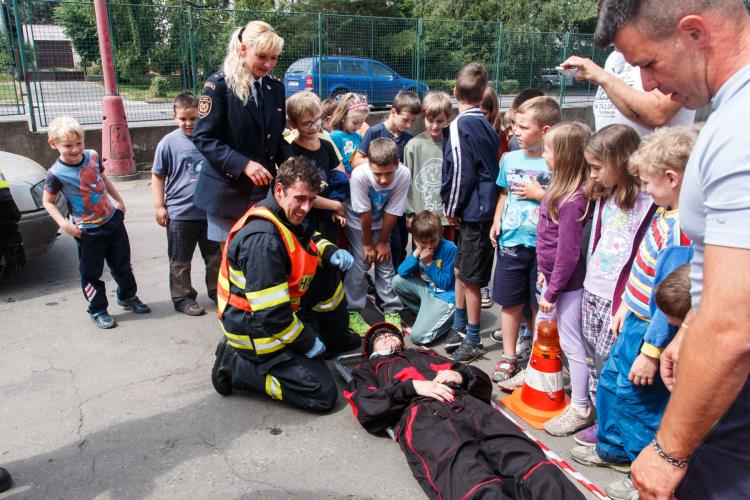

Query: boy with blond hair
[[488, 96, 560, 377], [152, 91, 220, 316], [440, 63, 501, 363], [43, 116, 150, 329], [570, 127, 697, 499], [404, 91, 453, 237], [286, 91, 348, 242]]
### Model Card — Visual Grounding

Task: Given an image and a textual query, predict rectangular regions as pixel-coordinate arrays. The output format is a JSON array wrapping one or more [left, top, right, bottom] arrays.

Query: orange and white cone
[[499, 320, 569, 429]]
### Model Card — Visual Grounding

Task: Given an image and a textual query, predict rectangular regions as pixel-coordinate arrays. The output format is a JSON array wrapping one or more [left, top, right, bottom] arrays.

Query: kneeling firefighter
[[211, 156, 361, 412]]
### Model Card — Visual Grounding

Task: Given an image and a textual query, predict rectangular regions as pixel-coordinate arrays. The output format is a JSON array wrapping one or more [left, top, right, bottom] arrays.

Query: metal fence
[[0, 0, 614, 129]]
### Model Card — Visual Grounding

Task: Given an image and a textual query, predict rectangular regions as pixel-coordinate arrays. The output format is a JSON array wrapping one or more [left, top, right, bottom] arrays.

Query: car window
[[371, 63, 394, 78], [320, 60, 340, 74], [341, 60, 367, 76], [287, 59, 312, 74]]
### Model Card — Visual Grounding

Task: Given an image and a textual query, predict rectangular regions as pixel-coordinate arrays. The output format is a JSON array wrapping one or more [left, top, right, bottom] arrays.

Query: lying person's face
[[372, 331, 403, 352]]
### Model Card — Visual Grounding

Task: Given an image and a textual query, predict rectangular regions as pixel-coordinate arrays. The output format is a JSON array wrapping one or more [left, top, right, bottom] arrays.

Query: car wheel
[[331, 88, 348, 101]]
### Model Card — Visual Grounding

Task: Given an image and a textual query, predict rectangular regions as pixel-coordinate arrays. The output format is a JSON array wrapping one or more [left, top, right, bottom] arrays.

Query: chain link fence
[[1, 0, 621, 129]]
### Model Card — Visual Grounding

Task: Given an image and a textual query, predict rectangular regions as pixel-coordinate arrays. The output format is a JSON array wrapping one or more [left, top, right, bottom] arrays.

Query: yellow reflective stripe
[[312, 282, 344, 312], [245, 282, 290, 310], [221, 323, 286, 355], [265, 374, 283, 400], [218, 273, 230, 290], [315, 234, 333, 254], [271, 314, 303, 344], [228, 266, 246, 288]]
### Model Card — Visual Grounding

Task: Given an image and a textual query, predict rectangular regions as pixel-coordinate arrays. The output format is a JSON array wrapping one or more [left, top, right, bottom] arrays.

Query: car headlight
[[30, 180, 45, 209]]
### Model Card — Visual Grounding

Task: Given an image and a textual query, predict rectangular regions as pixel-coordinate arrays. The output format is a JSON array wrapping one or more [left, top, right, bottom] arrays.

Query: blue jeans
[[392, 275, 455, 344]]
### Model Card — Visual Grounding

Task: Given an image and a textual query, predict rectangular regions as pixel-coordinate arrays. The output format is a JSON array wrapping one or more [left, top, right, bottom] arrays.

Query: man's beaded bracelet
[[652, 438, 690, 468]]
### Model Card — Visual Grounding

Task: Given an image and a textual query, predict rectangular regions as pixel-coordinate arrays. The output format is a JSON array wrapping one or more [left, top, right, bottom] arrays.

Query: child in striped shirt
[[570, 127, 697, 485]]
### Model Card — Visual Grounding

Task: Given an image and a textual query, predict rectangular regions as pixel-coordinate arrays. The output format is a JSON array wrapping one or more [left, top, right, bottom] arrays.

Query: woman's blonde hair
[[544, 122, 591, 223], [330, 92, 369, 131], [584, 124, 641, 210], [223, 20, 284, 105]]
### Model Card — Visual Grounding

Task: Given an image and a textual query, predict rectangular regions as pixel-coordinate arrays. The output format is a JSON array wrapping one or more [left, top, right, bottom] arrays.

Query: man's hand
[[330, 249, 354, 272], [661, 326, 687, 392], [363, 243, 377, 265], [155, 207, 168, 227], [629, 352, 659, 386], [375, 240, 391, 264], [631, 443, 687, 500], [610, 302, 628, 338], [433, 370, 462, 385], [539, 296, 555, 314], [559, 55, 609, 86], [64, 222, 82, 239], [243, 160, 273, 186], [511, 176, 545, 201], [413, 380, 455, 403]]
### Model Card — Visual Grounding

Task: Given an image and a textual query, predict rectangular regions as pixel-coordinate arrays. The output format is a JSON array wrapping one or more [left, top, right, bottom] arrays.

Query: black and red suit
[[345, 349, 583, 499]]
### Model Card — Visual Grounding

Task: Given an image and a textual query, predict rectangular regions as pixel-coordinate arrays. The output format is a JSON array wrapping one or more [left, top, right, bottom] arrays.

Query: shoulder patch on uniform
[[267, 74, 280, 82], [203, 81, 216, 91], [198, 95, 212, 119]]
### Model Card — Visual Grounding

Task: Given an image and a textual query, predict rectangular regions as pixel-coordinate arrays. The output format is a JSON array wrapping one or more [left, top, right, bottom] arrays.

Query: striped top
[[623, 208, 690, 320]]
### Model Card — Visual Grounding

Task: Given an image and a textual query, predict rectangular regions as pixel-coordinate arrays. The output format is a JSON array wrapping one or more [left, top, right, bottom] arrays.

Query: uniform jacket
[[440, 107, 500, 222], [221, 191, 339, 362], [344, 349, 492, 434], [192, 71, 293, 220]]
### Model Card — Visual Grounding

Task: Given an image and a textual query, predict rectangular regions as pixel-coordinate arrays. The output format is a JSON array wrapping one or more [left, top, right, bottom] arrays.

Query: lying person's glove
[[330, 249, 354, 272], [305, 337, 327, 359]]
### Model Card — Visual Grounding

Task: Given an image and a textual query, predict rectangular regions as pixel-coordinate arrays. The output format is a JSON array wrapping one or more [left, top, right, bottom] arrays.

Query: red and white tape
[[491, 401, 610, 500]]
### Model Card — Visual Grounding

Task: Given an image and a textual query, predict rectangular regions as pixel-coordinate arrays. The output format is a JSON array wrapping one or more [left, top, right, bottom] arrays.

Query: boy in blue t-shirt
[[152, 92, 220, 316], [43, 116, 150, 329], [489, 96, 560, 382], [393, 210, 457, 345]]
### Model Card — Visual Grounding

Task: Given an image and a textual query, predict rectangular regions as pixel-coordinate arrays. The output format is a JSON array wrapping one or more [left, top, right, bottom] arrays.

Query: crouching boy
[[392, 210, 456, 344]]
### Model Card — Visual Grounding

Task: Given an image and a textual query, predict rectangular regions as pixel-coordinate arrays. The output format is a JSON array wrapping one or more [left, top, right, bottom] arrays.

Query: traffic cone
[[499, 319, 569, 429]]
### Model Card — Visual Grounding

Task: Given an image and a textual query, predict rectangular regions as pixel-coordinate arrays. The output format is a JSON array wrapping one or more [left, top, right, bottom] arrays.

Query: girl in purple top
[[534, 122, 594, 437]]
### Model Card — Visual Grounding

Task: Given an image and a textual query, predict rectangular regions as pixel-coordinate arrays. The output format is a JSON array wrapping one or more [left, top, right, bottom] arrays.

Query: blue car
[[283, 56, 428, 106]]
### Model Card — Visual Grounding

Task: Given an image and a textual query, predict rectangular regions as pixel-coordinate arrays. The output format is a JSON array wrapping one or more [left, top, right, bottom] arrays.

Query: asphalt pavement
[[0, 179, 620, 499]]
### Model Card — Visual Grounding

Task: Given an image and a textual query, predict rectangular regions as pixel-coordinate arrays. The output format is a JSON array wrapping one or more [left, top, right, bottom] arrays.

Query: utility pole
[[93, 0, 136, 177]]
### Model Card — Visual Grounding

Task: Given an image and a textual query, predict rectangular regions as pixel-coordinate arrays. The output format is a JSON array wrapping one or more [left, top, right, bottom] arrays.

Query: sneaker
[[515, 335, 533, 362], [90, 311, 117, 329], [348, 311, 371, 337], [570, 445, 631, 473], [175, 298, 205, 316], [497, 367, 526, 391], [443, 328, 466, 352], [384, 311, 402, 331], [491, 355, 518, 382], [574, 424, 599, 447], [449, 339, 485, 363], [605, 476, 639, 500], [481, 287, 492, 308], [490, 329, 503, 344], [117, 295, 151, 314], [211, 338, 233, 396], [544, 404, 596, 437]]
